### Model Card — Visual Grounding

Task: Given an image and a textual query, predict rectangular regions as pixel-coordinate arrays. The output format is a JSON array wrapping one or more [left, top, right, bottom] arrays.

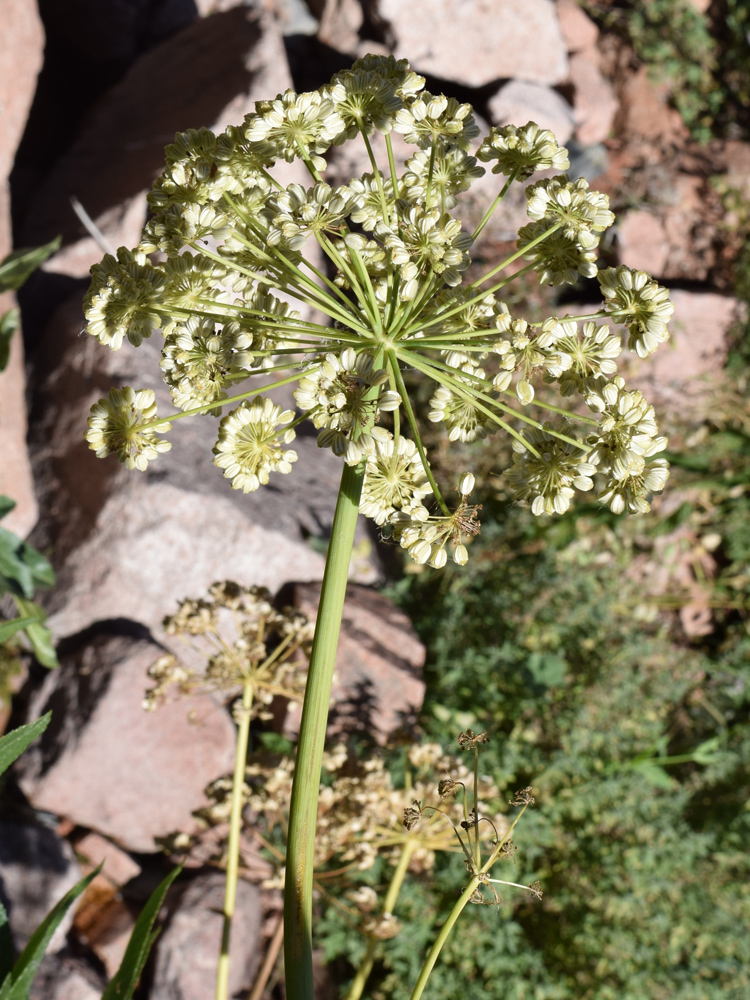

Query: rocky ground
[[0, 0, 747, 997]]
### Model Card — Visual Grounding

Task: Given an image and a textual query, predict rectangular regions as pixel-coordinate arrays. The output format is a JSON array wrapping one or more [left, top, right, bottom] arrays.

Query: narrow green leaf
[[0, 499, 15, 522], [101, 865, 183, 1000], [11, 600, 58, 668], [0, 713, 51, 778], [0, 617, 43, 644], [0, 310, 19, 373], [0, 237, 61, 294], [23, 621, 58, 669], [0, 867, 98, 1000]]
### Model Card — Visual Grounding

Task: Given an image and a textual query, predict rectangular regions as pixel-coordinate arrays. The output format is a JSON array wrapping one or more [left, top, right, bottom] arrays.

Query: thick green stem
[[216, 681, 254, 1000], [283, 459, 368, 1000], [346, 841, 416, 1000], [409, 877, 480, 1000]]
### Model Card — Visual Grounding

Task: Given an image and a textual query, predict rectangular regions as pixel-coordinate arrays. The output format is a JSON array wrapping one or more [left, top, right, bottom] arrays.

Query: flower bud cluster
[[293, 349, 398, 463]]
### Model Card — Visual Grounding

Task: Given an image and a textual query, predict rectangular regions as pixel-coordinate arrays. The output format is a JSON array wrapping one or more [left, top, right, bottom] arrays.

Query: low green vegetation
[[583, 0, 750, 142], [315, 295, 750, 999]]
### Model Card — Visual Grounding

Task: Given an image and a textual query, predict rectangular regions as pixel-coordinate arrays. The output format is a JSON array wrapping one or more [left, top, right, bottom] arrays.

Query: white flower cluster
[[83, 53, 674, 566]]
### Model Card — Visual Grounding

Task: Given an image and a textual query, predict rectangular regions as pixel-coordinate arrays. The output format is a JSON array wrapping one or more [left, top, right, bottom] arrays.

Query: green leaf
[[23, 620, 58, 669], [691, 736, 724, 765], [18, 543, 55, 590], [0, 617, 44, 644], [0, 529, 34, 599], [0, 499, 16, 522], [11, 600, 57, 668], [631, 759, 675, 790], [0, 310, 19, 373], [0, 868, 98, 1000], [0, 713, 51, 778], [0, 237, 61, 294], [0, 528, 55, 600], [101, 865, 183, 1000], [527, 652, 567, 688]]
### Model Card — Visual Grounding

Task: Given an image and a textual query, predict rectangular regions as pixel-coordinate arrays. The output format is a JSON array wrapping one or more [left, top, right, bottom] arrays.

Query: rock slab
[[16, 632, 237, 853], [379, 0, 568, 88], [0, 820, 81, 953], [151, 870, 261, 1000], [488, 80, 575, 145], [290, 582, 426, 741]]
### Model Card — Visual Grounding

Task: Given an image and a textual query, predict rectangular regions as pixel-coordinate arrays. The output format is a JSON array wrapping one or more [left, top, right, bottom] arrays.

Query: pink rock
[[317, 0, 363, 53], [569, 51, 618, 145], [619, 65, 688, 144], [17, 633, 238, 853], [151, 871, 261, 1000], [618, 210, 670, 277], [618, 175, 710, 282], [289, 583, 426, 742], [0, 0, 45, 537], [0, 0, 45, 191], [29, 956, 104, 1000], [74, 877, 137, 979], [0, 311, 38, 537], [488, 80, 575, 145], [556, 0, 599, 53], [23, 7, 295, 277], [74, 831, 142, 887], [720, 141, 750, 202], [379, 0, 568, 88], [637, 289, 737, 388], [0, 820, 81, 952]]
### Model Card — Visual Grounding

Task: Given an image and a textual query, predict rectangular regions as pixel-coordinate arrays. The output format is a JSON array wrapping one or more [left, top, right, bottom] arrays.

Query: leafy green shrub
[[322, 495, 750, 1000]]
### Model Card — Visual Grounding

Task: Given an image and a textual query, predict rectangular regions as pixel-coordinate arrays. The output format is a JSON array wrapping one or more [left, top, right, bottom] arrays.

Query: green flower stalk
[[82, 53, 673, 1000]]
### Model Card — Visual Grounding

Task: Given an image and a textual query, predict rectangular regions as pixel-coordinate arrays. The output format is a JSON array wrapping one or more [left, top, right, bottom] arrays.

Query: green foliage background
[[583, 0, 750, 143], [319, 318, 750, 998]]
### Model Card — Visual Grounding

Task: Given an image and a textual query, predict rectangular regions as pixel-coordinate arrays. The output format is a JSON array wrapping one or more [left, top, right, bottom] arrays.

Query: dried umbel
[[84, 55, 672, 569], [143, 581, 312, 717], [185, 741, 507, 895]]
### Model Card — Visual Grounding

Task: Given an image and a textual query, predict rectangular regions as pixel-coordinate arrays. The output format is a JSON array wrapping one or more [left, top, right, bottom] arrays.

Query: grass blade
[[101, 864, 183, 1000], [0, 714, 51, 778], [0, 868, 99, 1000]]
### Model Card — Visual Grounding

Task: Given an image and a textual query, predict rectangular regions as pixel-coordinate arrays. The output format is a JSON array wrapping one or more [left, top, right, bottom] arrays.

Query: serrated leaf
[[0, 713, 51, 778], [0, 867, 98, 1000], [0, 310, 19, 373], [101, 865, 182, 1000], [0, 237, 61, 294]]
